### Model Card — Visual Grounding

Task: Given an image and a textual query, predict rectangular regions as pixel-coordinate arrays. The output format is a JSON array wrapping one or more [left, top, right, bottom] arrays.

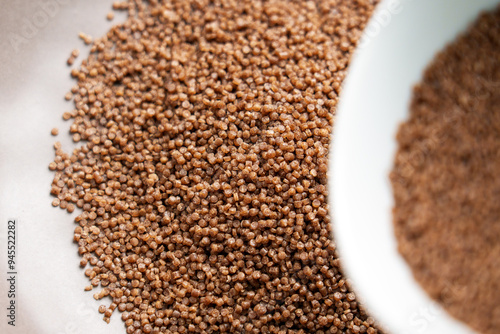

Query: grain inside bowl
[[391, 7, 500, 334]]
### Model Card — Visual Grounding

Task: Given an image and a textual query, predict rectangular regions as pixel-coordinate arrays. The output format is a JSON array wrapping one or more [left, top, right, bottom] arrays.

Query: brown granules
[[68, 49, 81, 66], [51, 1, 382, 333], [78, 32, 93, 45], [391, 8, 500, 334]]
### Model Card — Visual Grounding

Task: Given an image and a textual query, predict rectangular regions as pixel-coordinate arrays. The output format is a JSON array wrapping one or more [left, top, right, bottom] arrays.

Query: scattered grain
[[51, 0, 382, 333]]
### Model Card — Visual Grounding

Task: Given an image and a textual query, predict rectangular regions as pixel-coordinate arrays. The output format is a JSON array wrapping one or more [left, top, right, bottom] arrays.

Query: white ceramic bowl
[[329, 0, 499, 333]]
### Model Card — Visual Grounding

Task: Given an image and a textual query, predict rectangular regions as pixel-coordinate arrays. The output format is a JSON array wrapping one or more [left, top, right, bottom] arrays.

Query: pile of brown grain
[[391, 7, 500, 334], [50, 1, 381, 333]]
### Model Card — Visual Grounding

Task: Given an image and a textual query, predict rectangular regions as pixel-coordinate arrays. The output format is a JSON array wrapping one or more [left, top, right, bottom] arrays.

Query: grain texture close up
[[50, 1, 381, 333]]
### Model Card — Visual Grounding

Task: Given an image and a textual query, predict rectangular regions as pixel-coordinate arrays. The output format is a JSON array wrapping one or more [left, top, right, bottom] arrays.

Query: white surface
[[0, 1, 126, 333], [330, 0, 499, 333]]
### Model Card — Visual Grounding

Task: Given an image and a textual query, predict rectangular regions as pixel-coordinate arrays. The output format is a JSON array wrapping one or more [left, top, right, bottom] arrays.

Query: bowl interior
[[329, 0, 499, 333]]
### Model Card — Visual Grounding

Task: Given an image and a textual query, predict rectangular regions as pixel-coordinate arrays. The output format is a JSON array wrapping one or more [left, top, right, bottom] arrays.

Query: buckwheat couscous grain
[[391, 7, 500, 334], [51, 1, 382, 333]]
